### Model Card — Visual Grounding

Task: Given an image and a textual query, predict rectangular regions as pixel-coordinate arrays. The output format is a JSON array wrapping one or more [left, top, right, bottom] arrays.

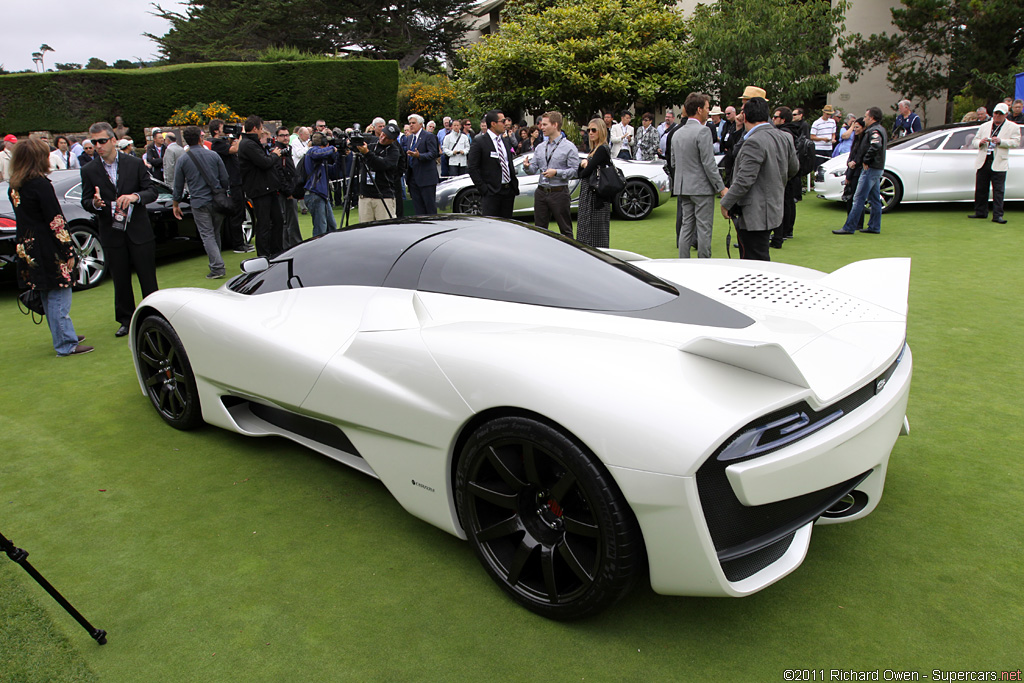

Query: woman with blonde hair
[[577, 118, 612, 247], [7, 138, 92, 356]]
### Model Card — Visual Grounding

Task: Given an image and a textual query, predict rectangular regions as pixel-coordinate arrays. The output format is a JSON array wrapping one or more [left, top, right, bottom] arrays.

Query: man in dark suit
[[81, 121, 159, 337], [467, 109, 519, 218], [144, 129, 166, 181], [403, 114, 439, 214]]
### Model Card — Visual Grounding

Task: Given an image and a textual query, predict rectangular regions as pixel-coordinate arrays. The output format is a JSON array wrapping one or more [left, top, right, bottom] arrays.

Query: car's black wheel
[[613, 179, 656, 220], [136, 316, 202, 431], [454, 188, 483, 215], [69, 224, 106, 290], [879, 172, 902, 213], [242, 204, 254, 244], [455, 416, 642, 620]]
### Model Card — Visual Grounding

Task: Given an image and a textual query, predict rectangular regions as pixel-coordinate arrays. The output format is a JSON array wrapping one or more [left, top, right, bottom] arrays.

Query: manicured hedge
[[0, 60, 398, 140]]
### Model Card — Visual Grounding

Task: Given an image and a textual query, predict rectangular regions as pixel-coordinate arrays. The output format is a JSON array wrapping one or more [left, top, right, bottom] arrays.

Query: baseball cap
[[3, 134, 17, 143], [994, 103, 1009, 115], [117, 139, 132, 149], [382, 123, 401, 140]]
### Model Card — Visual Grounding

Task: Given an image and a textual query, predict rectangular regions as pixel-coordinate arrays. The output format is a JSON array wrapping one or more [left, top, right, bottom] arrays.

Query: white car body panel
[[818, 124, 1024, 209], [130, 219, 912, 601]]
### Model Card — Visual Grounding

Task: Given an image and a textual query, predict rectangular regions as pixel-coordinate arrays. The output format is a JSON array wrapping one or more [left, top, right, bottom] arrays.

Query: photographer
[[353, 123, 402, 223], [273, 127, 303, 249], [299, 132, 344, 236], [209, 118, 252, 253], [238, 115, 285, 257]]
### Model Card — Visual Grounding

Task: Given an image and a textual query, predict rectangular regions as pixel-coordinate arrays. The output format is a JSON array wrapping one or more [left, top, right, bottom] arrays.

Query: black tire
[[68, 223, 106, 290], [879, 171, 902, 213], [613, 179, 656, 220], [455, 416, 642, 620], [136, 316, 203, 430], [454, 188, 483, 215]]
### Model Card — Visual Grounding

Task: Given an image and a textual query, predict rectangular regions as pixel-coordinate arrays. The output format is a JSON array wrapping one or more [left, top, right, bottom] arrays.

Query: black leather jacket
[[861, 122, 887, 170]]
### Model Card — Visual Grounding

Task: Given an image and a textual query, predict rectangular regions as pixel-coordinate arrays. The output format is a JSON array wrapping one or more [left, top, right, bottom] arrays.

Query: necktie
[[497, 137, 509, 183]]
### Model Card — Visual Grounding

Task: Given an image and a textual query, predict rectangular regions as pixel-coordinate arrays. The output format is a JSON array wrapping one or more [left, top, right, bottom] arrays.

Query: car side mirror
[[240, 257, 269, 274]]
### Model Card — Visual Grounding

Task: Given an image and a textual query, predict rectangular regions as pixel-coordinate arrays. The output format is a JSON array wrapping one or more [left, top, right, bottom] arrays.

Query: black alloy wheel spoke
[[506, 537, 539, 586], [557, 538, 595, 583], [139, 351, 162, 369], [549, 471, 576, 502], [475, 515, 521, 543], [562, 513, 599, 538], [486, 446, 526, 491], [522, 444, 542, 486], [540, 545, 559, 602], [144, 373, 164, 388], [467, 481, 518, 510]]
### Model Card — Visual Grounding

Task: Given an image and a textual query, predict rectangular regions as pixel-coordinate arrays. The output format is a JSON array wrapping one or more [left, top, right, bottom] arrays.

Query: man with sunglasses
[[80, 121, 159, 337]]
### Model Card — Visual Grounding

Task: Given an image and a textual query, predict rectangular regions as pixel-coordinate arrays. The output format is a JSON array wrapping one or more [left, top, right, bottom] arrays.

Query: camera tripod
[[337, 143, 396, 230], [1, 529, 107, 644]]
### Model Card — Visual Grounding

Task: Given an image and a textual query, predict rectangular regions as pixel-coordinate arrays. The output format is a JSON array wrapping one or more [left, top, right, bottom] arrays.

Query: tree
[[38, 44, 55, 71], [55, 62, 82, 71], [31, 52, 43, 71], [685, 0, 849, 108], [147, 0, 472, 69], [457, 0, 691, 124], [86, 57, 109, 70], [112, 59, 137, 69], [841, 0, 1024, 122]]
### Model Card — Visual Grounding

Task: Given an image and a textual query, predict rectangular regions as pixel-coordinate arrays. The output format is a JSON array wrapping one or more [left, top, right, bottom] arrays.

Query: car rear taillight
[[0, 218, 16, 229]]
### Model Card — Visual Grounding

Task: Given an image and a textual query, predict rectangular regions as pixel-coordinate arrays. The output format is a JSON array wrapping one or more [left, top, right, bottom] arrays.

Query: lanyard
[[544, 136, 564, 166]]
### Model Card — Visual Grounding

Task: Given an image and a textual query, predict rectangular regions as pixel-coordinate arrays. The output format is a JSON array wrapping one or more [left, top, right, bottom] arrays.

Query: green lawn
[[1, 198, 1021, 682]]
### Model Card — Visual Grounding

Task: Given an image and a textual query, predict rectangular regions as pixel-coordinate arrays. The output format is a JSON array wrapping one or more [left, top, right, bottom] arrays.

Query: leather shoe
[[862, 230, 881, 234], [832, 229, 856, 235], [77, 335, 86, 343], [115, 325, 129, 338], [993, 217, 1007, 224], [968, 214, 987, 219], [61, 344, 94, 357]]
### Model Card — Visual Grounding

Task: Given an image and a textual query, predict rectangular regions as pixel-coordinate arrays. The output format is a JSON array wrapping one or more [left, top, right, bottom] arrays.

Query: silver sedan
[[436, 151, 671, 220]]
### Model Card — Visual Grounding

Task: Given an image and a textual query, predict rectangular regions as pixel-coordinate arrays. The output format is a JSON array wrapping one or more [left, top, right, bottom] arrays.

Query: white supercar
[[130, 216, 912, 620]]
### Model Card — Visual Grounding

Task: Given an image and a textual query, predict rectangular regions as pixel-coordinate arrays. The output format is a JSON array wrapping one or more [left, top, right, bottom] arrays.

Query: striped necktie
[[496, 137, 509, 183]]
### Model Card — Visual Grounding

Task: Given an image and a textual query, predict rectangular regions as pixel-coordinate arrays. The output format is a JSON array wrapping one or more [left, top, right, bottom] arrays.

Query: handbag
[[186, 149, 234, 215], [590, 157, 626, 201], [17, 288, 45, 324]]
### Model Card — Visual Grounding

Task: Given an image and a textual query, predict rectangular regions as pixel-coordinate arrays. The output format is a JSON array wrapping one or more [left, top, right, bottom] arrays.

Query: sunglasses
[[91, 137, 112, 145], [589, 128, 599, 133]]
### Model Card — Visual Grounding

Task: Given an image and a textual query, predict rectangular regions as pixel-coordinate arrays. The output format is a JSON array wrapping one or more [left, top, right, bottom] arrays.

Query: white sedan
[[130, 216, 912, 620], [816, 123, 1024, 212]]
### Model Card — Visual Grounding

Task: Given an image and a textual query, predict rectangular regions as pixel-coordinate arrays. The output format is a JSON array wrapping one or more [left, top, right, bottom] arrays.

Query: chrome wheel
[[879, 172, 902, 213], [613, 179, 656, 220], [69, 224, 106, 290], [454, 189, 483, 215], [456, 417, 641, 619], [136, 316, 202, 430]]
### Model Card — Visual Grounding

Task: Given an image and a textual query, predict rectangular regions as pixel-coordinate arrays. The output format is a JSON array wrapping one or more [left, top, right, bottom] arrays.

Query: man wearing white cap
[[968, 102, 1020, 224]]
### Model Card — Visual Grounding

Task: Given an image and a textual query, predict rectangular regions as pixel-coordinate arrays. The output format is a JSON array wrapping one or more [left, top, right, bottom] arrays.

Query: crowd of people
[[4, 92, 1022, 358]]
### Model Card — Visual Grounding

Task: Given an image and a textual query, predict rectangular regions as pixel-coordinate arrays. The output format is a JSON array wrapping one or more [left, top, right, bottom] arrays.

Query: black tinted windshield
[[410, 223, 678, 311]]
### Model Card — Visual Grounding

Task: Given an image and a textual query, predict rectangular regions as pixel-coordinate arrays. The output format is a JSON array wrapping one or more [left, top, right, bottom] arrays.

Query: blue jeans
[[307, 192, 337, 236], [39, 287, 79, 356], [193, 204, 225, 275], [842, 167, 883, 233]]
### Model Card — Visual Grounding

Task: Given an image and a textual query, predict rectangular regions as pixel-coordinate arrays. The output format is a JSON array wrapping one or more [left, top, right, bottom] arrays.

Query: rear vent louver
[[718, 274, 876, 318]]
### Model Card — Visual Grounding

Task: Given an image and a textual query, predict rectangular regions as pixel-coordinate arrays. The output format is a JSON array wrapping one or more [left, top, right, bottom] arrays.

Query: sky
[[1, 1, 188, 73]]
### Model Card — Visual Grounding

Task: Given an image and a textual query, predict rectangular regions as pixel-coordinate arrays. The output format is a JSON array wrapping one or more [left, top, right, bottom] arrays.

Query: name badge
[[489, 151, 500, 159]]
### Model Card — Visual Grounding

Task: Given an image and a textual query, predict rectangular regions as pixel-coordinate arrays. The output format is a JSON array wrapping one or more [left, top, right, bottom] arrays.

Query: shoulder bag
[[186, 149, 233, 215]]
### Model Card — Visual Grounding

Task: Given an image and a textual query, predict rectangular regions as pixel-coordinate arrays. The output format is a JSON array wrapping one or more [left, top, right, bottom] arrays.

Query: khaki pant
[[358, 197, 397, 223]]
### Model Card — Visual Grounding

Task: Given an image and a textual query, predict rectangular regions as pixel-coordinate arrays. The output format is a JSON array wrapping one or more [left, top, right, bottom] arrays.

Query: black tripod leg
[[1, 532, 107, 645]]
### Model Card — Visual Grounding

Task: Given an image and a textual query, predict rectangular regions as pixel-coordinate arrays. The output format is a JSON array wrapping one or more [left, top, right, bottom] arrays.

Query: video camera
[[330, 124, 376, 153], [222, 124, 242, 139]]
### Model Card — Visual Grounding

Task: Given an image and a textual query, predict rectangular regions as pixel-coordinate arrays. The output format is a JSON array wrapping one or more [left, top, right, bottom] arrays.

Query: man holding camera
[[238, 116, 285, 257], [354, 123, 402, 223], [209, 118, 253, 253], [300, 133, 343, 236], [273, 127, 303, 249]]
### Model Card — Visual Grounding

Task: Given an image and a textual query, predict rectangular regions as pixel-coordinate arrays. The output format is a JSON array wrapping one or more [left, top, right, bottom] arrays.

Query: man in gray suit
[[720, 97, 799, 261], [671, 92, 726, 258]]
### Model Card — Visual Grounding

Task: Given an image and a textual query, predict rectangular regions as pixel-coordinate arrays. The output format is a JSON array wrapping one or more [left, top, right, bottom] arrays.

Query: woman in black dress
[[577, 118, 611, 248], [8, 138, 92, 356]]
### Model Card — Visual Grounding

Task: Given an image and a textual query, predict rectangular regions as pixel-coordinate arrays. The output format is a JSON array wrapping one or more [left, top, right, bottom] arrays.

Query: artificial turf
[[1, 197, 1021, 681]]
